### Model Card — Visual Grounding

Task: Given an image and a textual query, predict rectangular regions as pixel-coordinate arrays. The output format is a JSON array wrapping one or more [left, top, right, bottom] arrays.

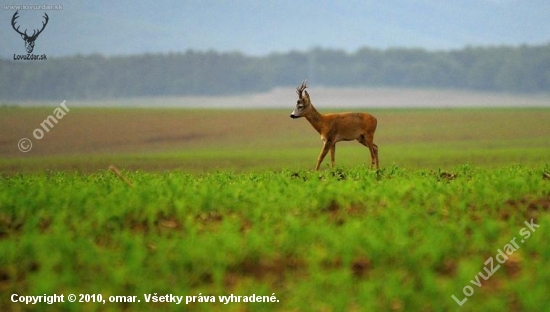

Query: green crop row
[[1, 165, 549, 311]]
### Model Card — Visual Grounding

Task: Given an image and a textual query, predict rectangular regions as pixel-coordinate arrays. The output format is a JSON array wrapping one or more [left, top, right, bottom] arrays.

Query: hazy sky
[[2, 0, 550, 58]]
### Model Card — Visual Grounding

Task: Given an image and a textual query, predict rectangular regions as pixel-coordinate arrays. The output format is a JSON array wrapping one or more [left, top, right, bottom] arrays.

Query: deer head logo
[[11, 10, 49, 53]]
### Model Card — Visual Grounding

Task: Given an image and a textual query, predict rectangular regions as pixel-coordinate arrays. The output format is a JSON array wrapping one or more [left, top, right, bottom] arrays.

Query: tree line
[[2, 44, 550, 100]]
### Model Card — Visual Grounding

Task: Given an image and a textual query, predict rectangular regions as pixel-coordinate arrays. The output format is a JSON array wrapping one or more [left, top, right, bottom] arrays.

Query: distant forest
[[2, 44, 550, 100]]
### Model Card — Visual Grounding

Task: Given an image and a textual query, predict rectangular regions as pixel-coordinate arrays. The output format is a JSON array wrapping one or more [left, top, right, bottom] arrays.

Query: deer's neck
[[305, 105, 325, 135]]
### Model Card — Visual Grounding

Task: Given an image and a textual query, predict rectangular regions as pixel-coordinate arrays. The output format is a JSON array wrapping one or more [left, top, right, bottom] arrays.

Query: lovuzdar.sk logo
[[11, 10, 48, 60]]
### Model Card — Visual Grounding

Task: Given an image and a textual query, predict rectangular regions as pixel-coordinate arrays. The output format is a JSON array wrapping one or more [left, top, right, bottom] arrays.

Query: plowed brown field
[[1, 105, 549, 173]]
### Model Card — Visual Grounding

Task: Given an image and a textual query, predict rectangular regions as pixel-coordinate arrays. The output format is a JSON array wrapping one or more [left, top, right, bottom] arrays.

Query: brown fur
[[290, 81, 379, 170]]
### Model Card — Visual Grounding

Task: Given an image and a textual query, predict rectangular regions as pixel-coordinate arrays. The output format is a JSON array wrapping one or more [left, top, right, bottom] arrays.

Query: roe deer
[[290, 80, 379, 170]]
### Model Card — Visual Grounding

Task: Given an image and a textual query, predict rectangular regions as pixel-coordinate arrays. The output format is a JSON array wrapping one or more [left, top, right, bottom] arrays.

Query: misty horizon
[[2, 1, 549, 58]]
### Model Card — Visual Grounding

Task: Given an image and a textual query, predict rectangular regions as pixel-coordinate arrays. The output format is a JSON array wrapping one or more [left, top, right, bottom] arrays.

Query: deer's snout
[[290, 108, 301, 119]]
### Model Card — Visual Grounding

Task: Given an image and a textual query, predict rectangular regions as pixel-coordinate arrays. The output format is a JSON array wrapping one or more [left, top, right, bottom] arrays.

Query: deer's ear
[[303, 90, 310, 102]]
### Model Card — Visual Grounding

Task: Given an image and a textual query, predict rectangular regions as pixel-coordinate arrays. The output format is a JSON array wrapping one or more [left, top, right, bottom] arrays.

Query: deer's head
[[12, 11, 49, 53], [290, 80, 311, 119]]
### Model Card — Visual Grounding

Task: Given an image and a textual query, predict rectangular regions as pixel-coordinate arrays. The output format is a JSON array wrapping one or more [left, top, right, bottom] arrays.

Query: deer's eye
[[297, 104, 303, 109]]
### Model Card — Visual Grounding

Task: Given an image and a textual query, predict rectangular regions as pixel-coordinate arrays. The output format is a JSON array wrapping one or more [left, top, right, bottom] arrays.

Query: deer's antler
[[31, 12, 49, 39], [11, 11, 25, 37], [296, 79, 308, 97], [11, 11, 49, 40]]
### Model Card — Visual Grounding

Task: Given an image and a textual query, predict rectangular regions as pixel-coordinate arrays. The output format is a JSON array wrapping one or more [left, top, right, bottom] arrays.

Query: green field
[[1, 107, 549, 311]]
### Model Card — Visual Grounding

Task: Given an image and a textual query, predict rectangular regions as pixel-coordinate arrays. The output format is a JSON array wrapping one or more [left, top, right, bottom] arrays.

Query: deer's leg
[[315, 141, 332, 170], [359, 135, 377, 169], [330, 143, 336, 168], [366, 135, 380, 169], [373, 143, 379, 169]]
